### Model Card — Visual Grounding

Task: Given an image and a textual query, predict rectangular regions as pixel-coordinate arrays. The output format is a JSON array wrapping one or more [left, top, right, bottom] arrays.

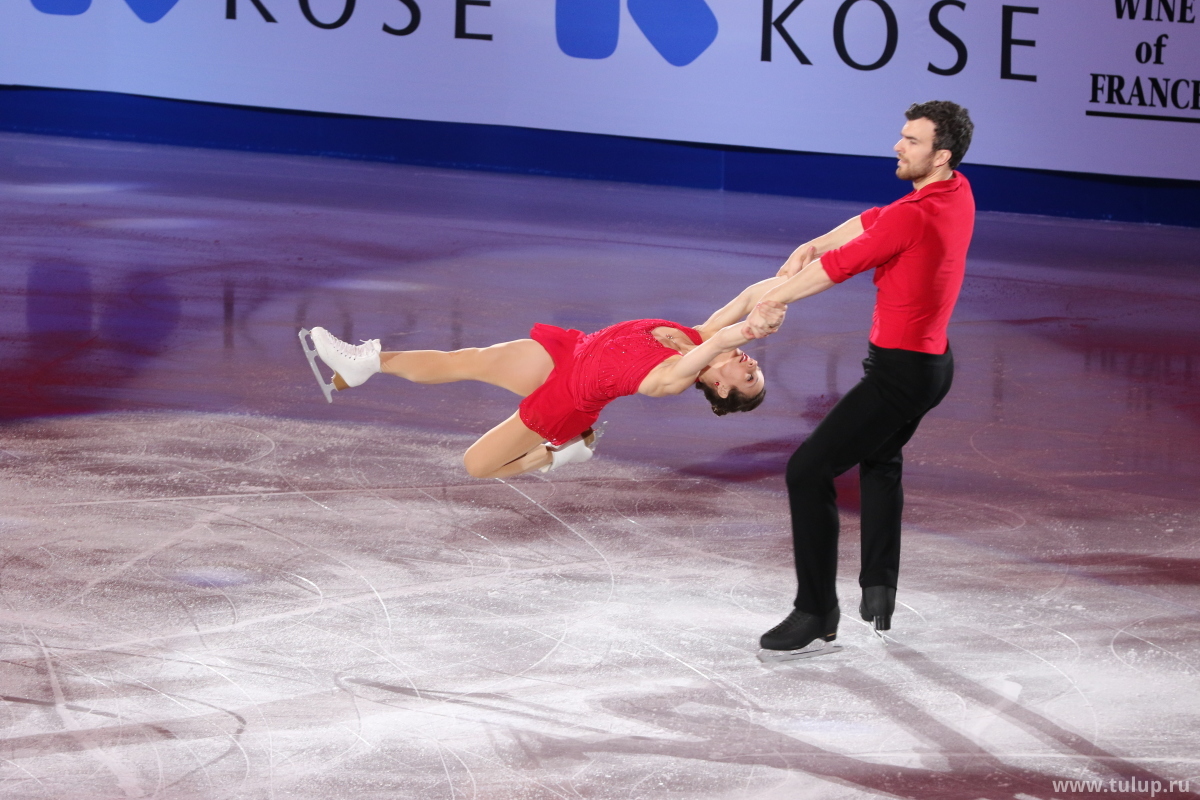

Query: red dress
[[518, 319, 704, 446]]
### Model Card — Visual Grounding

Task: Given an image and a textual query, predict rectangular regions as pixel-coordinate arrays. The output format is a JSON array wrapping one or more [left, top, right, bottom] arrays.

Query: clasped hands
[[742, 245, 823, 339], [743, 299, 787, 339]]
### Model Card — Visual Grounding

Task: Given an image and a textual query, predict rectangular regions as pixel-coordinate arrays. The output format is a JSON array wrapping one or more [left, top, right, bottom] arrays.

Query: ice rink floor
[[1, 132, 1198, 799]]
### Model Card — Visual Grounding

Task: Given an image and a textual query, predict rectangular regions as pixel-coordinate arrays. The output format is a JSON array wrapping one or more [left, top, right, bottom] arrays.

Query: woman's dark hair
[[905, 100, 974, 169], [695, 380, 766, 416]]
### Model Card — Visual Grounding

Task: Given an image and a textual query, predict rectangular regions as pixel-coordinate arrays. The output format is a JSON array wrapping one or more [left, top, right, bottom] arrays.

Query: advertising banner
[[2, 0, 1197, 180]]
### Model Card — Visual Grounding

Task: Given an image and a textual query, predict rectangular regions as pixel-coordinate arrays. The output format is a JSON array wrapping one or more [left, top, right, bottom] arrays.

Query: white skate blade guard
[[757, 640, 844, 663], [298, 328, 336, 404]]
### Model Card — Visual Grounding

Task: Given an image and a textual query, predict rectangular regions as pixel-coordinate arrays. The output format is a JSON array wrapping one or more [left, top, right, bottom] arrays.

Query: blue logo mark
[[30, 0, 91, 15], [31, 0, 180, 21], [556, 0, 717, 66], [121, 0, 182, 22]]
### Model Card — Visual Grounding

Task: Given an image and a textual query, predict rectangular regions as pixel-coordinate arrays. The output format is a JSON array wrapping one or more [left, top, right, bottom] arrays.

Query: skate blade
[[587, 420, 608, 448], [757, 640, 844, 663], [298, 328, 336, 404]]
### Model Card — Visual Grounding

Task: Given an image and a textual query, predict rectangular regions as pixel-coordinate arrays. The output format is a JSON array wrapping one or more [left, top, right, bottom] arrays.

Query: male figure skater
[[749, 100, 976, 660]]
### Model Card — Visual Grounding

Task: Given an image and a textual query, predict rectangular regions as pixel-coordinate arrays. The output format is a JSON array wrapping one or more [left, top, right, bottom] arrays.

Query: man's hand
[[743, 299, 787, 339], [776, 245, 818, 279]]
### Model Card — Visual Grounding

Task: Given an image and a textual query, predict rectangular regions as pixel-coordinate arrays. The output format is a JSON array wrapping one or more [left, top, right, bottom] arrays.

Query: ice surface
[[0, 133, 1197, 799]]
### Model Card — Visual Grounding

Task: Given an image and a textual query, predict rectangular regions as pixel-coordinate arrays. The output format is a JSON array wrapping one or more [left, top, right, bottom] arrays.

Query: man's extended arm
[[695, 276, 788, 336], [746, 249, 837, 337], [753, 202, 911, 335], [777, 215, 864, 278]]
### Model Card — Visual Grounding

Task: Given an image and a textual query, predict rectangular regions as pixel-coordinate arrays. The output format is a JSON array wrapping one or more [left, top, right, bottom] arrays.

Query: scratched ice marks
[[1, 133, 1198, 798]]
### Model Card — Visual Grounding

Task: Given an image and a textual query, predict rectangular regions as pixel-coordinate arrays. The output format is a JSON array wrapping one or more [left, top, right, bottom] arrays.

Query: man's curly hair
[[906, 100, 974, 169]]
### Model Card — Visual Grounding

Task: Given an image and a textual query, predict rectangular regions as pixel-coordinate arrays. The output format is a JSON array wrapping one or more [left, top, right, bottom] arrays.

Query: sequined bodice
[[570, 319, 702, 413]]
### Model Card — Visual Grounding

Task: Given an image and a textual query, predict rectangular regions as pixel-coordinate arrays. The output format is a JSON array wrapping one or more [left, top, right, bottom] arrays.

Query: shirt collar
[[901, 171, 965, 203]]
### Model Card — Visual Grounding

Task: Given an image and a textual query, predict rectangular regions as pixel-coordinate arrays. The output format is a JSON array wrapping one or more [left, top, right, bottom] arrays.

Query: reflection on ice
[[171, 568, 262, 588]]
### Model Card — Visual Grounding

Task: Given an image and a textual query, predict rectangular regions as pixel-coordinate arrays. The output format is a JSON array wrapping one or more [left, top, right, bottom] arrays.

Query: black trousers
[[786, 343, 954, 615]]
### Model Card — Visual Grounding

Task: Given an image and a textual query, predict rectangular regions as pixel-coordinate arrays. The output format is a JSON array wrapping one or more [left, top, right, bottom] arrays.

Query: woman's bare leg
[[463, 413, 553, 478], [380, 342, 556, 477], [377, 340, 571, 478], [379, 339, 553, 397]]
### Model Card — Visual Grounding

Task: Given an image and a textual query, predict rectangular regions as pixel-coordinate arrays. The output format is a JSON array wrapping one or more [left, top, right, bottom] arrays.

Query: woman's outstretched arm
[[694, 276, 789, 338], [642, 303, 785, 397]]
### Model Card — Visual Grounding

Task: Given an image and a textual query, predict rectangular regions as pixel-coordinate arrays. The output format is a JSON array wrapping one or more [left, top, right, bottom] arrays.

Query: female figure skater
[[300, 277, 787, 479]]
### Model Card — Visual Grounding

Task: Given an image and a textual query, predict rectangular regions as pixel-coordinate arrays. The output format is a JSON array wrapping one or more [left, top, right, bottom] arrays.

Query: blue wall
[[2, 85, 1197, 228]]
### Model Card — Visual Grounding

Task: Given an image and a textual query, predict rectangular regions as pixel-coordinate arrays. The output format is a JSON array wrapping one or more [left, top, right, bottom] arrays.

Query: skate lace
[[326, 333, 376, 360], [768, 608, 810, 635]]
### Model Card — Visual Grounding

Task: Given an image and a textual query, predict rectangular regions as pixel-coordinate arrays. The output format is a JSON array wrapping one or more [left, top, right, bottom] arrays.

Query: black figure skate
[[859, 586, 896, 639], [757, 606, 843, 663]]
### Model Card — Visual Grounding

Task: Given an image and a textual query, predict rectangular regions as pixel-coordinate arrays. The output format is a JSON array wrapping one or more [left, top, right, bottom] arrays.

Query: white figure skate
[[540, 423, 606, 472], [298, 326, 381, 403]]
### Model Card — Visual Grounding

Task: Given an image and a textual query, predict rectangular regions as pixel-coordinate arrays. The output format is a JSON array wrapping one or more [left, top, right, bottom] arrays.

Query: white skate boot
[[298, 327, 381, 403], [539, 424, 605, 472]]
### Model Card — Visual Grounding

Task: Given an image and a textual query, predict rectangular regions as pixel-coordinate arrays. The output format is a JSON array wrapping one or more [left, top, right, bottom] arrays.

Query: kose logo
[[25, 0, 1057, 93], [27, 0, 719, 66]]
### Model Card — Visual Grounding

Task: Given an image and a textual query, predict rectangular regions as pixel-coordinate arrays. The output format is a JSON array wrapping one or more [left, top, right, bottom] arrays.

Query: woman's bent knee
[[462, 450, 495, 479]]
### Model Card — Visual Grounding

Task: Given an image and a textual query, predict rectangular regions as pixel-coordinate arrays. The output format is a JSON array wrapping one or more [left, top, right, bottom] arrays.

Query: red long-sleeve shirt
[[820, 172, 975, 355]]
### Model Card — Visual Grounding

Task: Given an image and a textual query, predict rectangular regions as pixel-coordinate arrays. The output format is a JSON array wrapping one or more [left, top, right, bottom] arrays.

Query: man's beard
[[896, 156, 935, 182]]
